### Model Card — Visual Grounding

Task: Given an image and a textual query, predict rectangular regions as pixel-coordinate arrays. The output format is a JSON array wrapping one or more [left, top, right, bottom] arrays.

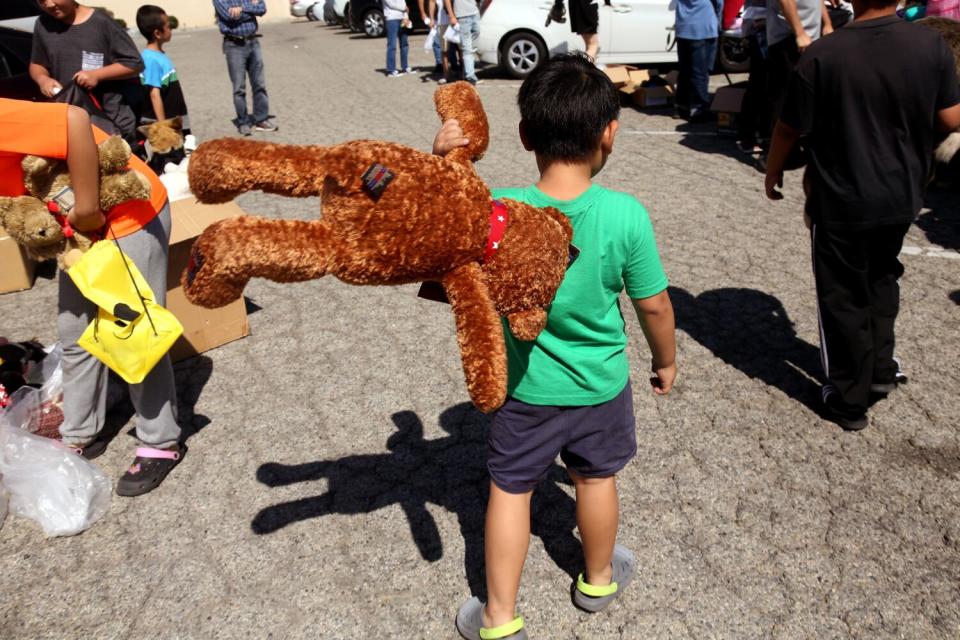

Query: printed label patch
[[361, 163, 395, 200]]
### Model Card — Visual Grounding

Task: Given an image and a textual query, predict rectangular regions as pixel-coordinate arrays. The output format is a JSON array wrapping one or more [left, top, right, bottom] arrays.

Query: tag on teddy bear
[[361, 163, 395, 200]]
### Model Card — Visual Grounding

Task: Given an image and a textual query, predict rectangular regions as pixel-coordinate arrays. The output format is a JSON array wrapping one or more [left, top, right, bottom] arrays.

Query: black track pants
[[811, 223, 910, 412]]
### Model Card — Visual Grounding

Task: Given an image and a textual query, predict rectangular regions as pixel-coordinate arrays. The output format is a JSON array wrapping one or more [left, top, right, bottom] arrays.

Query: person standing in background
[[383, 0, 412, 77], [444, 0, 481, 85], [212, 0, 278, 136], [674, 0, 723, 122]]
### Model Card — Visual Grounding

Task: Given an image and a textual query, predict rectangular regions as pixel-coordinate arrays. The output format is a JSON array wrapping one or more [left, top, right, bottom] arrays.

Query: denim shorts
[[487, 381, 637, 494]]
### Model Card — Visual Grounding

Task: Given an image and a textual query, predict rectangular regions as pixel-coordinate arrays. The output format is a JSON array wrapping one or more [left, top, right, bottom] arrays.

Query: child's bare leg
[[581, 32, 600, 61], [570, 471, 618, 585], [483, 481, 533, 627]]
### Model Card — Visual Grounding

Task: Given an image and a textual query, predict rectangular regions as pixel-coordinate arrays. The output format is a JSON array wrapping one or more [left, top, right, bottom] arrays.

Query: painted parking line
[[901, 245, 959, 259]]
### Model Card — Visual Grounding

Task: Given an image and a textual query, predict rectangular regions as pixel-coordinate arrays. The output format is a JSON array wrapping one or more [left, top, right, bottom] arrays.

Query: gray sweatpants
[[58, 203, 180, 449]]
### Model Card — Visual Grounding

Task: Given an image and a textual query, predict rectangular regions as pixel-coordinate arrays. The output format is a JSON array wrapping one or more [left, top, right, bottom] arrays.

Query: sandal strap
[[135, 446, 180, 461], [577, 573, 618, 598], [479, 616, 524, 640]]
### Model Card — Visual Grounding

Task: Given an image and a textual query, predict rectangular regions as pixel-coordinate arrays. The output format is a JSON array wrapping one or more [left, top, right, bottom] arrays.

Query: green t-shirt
[[493, 184, 668, 406]]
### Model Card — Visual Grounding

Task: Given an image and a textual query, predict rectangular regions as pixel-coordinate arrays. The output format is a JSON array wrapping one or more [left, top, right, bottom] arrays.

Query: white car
[[478, 0, 678, 79], [290, 0, 325, 21]]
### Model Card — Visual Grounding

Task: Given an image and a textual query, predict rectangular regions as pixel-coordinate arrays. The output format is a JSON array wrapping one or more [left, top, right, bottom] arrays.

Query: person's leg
[[460, 14, 479, 82], [114, 203, 180, 449], [811, 223, 873, 415], [222, 39, 249, 128], [399, 22, 410, 70], [581, 32, 599, 61], [766, 38, 798, 129], [675, 38, 693, 118], [689, 37, 717, 116], [385, 19, 399, 74], [738, 34, 765, 148], [866, 224, 910, 386], [570, 472, 618, 586], [247, 40, 271, 124], [57, 270, 109, 447], [433, 27, 442, 67], [483, 482, 533, 628]]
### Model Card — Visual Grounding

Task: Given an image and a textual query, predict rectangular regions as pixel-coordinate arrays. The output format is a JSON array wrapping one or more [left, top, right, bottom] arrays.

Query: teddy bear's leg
[[182, 216, 337, 308], [441, 261, 507, 413], [433, 83, 490, 166]]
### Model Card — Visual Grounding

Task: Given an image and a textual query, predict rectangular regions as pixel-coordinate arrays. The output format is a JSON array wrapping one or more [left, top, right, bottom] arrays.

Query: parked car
[[349, 0, 427, 37], [0, 0, 40, 101], [479, 0, 751, 79], [290, 0, 325, 21]]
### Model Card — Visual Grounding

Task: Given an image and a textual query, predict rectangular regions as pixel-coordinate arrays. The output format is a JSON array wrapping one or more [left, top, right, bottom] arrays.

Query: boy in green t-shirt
[[434, 54, 677, 640]]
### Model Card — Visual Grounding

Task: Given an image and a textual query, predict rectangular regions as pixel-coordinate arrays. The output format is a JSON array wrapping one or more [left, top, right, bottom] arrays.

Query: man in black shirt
[[765, 1, 960, 430]]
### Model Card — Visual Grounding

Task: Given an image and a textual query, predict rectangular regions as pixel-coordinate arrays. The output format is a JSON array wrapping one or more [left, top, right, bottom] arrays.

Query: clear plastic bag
[[0, 413, 111, 537], [3, 343, 64, 438], [423, 26, 437, 52]]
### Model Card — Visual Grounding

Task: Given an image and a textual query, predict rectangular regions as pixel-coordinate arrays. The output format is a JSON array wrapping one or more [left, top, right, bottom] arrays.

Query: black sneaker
[[822, 386, 868, 431], [116, 444, 186, 497], [254, 119, 278, 132], [66, 436, 108, 460]]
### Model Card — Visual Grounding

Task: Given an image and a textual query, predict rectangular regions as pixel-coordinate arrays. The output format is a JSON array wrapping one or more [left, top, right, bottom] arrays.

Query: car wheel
[[500, 32, 546, 80], [362, 9, 385, 37], [305, 3, 319, 20], [718, 35, 750, 73]]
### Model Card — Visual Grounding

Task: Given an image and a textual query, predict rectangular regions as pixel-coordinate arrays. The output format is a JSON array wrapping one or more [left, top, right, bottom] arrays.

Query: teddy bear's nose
[[38, 228, 47, 237]]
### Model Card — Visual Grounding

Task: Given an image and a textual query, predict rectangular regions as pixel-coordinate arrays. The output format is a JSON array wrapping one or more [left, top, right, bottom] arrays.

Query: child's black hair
[[517, 53, 620, 162], [136, 4, 167, 42]]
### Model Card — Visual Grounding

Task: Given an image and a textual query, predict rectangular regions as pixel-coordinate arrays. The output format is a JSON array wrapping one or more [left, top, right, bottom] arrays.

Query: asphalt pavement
[[1, 19, 959, 640]]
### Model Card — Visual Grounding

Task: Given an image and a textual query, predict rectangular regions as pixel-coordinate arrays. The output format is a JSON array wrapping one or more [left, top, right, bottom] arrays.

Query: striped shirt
[[213, 0, 266, 38]]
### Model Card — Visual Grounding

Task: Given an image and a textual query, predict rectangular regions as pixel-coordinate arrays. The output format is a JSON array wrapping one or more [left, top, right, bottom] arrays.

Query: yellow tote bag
[[68, 238, 183, 384]]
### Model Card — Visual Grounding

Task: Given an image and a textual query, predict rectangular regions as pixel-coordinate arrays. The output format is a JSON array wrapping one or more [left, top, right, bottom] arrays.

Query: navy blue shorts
[[487, 381, 637, 494]]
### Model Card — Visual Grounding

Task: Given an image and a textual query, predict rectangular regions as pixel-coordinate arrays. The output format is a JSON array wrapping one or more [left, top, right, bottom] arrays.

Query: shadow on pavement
[[677, 129, 765, 173], [252, 403, 582, 598], [670, 286, 823, 411], [917, 191, 960, 251]]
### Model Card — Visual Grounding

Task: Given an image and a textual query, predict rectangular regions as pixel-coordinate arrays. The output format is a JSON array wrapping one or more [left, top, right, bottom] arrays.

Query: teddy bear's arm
[[441, 261, 507, 413]]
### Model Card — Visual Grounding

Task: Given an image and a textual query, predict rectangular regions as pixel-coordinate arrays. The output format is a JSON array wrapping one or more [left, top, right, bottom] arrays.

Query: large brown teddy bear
[[183, 82, 574, 413], [0, 136, 151, 269]]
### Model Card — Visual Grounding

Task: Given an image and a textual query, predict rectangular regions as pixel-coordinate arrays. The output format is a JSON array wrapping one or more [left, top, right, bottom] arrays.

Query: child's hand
[[38, 77, 62, 98], [650, 361, 676, 395], [432, 118, 470, 157], [73, 70, 99, 90], [764, 170, 783, 200]]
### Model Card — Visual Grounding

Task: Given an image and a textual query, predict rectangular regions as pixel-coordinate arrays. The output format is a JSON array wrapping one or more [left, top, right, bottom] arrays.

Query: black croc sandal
[[116, 444, 185, 497]]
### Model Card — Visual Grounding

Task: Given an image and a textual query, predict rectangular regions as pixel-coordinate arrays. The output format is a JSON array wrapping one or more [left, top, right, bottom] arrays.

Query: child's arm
[[779, 0, 812, 51], [148, 87, 166, 122], [73, 63, 140, 90], [631, 290, 677, 395], [65, 106, 105, 232], [820, 4, 833, 37], [938, 104, 960, 133], [29, 62, 61, 97], [764, 119, 801, 201]]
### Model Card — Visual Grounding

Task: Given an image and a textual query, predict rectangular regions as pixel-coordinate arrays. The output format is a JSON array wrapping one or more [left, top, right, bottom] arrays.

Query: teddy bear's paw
[[97, 135, 132, 173], [99, 171, 151, 210], [20, 155, 60, 198], [507, 308, 548, 341]]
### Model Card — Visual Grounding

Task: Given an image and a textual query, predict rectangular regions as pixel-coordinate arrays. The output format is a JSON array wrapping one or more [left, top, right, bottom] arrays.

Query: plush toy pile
[[0, 136, 151, 269], [182, 82, 575, 412]]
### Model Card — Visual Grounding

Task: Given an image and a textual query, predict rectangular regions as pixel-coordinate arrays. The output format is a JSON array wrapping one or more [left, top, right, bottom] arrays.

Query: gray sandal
[[572, 544, 636, 613], [456, 597, 528, 640]]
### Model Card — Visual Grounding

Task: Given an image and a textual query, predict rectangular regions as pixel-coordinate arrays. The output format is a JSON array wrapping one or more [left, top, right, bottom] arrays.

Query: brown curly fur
[[0, 136, 152, 269], [183, 82, 574, 412]]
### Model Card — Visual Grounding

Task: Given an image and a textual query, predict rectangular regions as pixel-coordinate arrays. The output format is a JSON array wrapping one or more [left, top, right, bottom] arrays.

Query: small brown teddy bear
[[183, 82, 575, 413], [138, 116, 186, 175], [0, 135, 151, 269]]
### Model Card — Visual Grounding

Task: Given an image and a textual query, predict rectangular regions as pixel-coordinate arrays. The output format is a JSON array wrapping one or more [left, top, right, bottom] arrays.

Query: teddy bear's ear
[[166, 116, 183, 133], [20, 155, 59, 197], [136, 123, 154, 139], [98, 135, 132, 173]]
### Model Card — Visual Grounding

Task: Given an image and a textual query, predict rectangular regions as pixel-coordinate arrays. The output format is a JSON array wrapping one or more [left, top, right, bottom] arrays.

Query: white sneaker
[[386, 70, 402, 78], [404, 67, 414, 74]]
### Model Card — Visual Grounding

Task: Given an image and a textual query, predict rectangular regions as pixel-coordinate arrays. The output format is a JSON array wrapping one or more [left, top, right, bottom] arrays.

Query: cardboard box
[[633, 84, 675, 108], [603, 65, 638, 87], [0, 225, 38, 294], [710, 84, 748, 136], [165, 198, 250, 362]]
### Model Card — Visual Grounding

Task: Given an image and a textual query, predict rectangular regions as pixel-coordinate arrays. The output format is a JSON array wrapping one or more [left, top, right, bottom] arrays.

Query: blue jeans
[[676, 37, 717, 117], [223, 38, 270, 127], [385, 20, 409, 74], [457, 13, 480, 82], [432, 27, 442, 65]]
